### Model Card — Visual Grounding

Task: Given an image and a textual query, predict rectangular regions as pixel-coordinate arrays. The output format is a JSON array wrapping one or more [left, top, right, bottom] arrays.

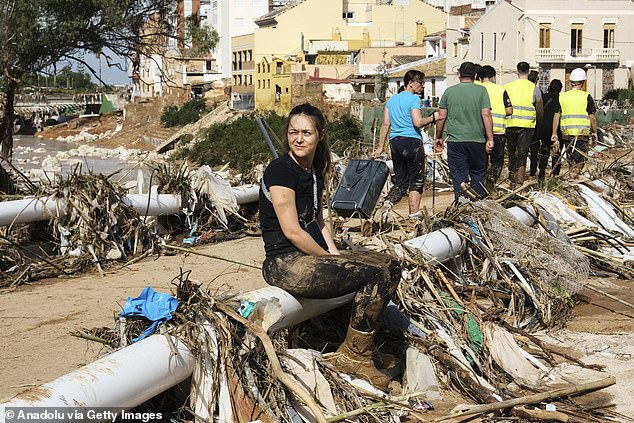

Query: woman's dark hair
[[403, 70, 424, 86], [548, 79, 563, 94], [479, 65, 496, 79], [284, 103, 332, 177], [528, 70, 539, 84]]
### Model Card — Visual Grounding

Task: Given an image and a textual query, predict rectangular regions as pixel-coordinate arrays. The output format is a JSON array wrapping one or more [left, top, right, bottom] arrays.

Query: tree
[[24, 65, 97, 91], [186, 14, 220, 56], [0, 0, 176, 163]]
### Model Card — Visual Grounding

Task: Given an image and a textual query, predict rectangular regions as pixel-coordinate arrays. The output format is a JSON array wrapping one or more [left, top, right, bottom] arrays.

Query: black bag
[[331, 159, 389, 218]]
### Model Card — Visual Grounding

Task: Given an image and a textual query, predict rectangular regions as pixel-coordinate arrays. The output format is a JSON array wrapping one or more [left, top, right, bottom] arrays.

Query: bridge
[[13, 93, 102, 118]]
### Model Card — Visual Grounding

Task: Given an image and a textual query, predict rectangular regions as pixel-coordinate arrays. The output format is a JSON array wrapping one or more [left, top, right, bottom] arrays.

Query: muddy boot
[[484, 178, 495, 196], [325, 326, 391, 390], [508, 171, 517, 188], [373, 349, 398, 370], [516, 166, 526, 184]]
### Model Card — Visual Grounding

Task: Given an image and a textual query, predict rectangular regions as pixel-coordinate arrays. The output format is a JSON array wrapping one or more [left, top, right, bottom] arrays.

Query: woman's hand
[[318, 215, 340, 255], [550, 134, 560, 153], [434, 137, 444, 153]]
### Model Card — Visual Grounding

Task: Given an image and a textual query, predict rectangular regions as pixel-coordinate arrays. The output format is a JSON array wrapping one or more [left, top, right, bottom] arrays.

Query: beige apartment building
[[253, 0, 447, 112], [231, 34, 256, 110], [446, 0, 633, 98]]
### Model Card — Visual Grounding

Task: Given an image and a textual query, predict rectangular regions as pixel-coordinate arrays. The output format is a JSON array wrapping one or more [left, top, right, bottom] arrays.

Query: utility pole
[[585, 63, 597, 100]]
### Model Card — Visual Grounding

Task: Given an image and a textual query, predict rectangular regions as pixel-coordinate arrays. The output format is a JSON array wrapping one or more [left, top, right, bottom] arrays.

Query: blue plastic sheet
[[120, 286, 178, 342]]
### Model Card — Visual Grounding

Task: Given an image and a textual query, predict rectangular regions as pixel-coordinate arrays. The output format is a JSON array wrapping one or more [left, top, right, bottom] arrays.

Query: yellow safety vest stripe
[[504, 79, 536, 128], [559, 89, 591, 136], [483, 81, 507, 134]]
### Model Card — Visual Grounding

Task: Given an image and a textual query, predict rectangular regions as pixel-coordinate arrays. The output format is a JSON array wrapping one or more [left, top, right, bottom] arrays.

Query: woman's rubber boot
[[326, 326, 391, 390], [516, 166, 526, 184]]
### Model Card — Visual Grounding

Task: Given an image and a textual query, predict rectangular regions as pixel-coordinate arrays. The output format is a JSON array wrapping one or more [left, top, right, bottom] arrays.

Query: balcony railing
[[536, 48, 620, 63]]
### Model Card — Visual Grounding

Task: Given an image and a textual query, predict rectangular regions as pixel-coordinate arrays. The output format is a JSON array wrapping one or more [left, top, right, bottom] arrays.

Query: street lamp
[[584, 63, 597, 100]]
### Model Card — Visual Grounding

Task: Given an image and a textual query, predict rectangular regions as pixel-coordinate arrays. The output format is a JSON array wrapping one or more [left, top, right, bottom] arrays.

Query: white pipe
[[0, 197, 67, 227], [232, 184, 259, 205], [124, 194, 181, 216], [0, 194, 181, 227], [241, 287, 357, 333], [507, 205, 537, 227], [2, 335, 194, 408], [403, 227, 464, 263], [403, 206, 536, 263], [0, 184, 261, 227], [0, 289, 356, 412]]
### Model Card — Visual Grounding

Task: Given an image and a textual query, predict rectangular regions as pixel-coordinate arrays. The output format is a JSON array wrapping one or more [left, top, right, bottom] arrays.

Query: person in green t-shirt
[[434, 62, 494, 201]]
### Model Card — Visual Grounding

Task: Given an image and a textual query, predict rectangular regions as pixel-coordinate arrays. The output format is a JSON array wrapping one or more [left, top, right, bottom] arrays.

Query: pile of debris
[[0, 162, 257, 290]]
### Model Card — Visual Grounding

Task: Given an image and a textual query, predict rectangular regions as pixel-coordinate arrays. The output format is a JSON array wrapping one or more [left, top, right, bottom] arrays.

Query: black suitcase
[[331, 159, 389, 218]]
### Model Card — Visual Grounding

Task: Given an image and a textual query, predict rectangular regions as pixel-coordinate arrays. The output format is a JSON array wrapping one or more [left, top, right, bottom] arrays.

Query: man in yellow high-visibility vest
[[551, 67, 598, 176], [478, 65, 513, 193], [504, 62, 544, 184]]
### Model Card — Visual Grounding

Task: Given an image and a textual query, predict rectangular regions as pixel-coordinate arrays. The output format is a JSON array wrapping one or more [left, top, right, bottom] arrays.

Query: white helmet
[[570, 68, 587, 82]]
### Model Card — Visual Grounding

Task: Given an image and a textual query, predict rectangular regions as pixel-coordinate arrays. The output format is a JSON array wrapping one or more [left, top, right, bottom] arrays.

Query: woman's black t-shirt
[[259, 154, 324, 258]]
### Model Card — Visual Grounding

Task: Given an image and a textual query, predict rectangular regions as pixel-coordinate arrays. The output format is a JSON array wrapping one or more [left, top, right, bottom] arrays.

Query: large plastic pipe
[[403, 206, 536, 263], [0, 185, 261, 227], [0, 197, 67, 227], [0, 194, 181, 227], [2, 335, 194, 408], [232, 184, 260, 205], [0, 288, 355, 412], [241, 287, 356, 333]]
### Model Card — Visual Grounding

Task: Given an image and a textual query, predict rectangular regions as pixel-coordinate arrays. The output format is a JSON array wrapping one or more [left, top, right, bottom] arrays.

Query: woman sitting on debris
[[259, 103, 401, 390]]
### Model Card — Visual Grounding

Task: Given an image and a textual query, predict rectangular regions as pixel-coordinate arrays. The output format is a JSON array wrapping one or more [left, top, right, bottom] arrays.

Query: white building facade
[[450, 0, 634, 98]]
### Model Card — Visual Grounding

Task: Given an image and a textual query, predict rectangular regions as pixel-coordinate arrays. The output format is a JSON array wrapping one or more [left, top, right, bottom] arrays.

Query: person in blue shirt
[[372, 70, 439, 217]]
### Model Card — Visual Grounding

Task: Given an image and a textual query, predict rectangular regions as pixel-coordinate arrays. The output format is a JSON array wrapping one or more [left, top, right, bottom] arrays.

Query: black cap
[[458, 61, 477, 77]]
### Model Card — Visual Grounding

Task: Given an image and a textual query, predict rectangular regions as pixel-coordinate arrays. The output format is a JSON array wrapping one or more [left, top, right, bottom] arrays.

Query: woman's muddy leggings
[[262, 250, 401, 332]]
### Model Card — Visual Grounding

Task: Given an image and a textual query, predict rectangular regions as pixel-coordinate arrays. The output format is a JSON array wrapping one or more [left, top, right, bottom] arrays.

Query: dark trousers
[[563, 137, 590, 165], [487, 133, 506, 183], [529, 137, 541, 176], [263, 250, 401, 332], [506, 127, 534, 172], [389, 136, 425, 194], [538, 139, 556, 178], [447, 142, 487, 201]]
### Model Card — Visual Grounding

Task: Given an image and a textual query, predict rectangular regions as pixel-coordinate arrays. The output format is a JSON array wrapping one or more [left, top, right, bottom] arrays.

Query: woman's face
[[287, 114, 321, 162], [409, 78, 424, 95]]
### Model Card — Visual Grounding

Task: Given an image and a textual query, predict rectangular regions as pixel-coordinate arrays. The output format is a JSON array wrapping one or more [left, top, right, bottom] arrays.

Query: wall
[[467, 1, 522, 85], [254, 0, 341, 63], [209, 0, 269, 80]]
